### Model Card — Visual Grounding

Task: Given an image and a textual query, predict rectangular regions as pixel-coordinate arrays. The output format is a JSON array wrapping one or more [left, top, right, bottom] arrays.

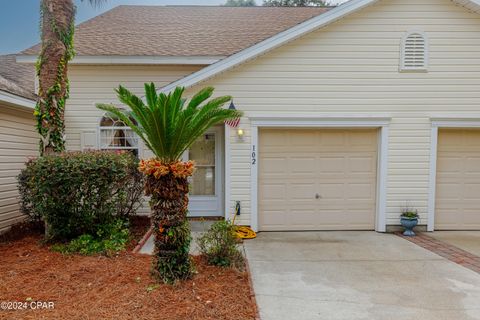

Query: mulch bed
[[0, 220, 257, 320]]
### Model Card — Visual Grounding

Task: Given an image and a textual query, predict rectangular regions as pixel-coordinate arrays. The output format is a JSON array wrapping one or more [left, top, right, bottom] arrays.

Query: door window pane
[[189, 133, 215, 196], [190, 167, 215, 195]]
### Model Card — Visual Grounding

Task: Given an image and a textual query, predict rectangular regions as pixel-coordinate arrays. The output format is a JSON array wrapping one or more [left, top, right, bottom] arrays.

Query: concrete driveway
[[244, 232, 480, 320]]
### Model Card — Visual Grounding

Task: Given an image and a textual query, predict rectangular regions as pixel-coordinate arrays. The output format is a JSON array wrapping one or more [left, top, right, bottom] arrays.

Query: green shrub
[[197, 220, 244, 269], [51, 219, 130, 256], [18, 151, 144, 241]]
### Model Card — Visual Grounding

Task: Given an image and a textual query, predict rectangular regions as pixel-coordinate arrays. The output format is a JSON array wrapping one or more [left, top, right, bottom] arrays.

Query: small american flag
[[224, 101, 241, 128]]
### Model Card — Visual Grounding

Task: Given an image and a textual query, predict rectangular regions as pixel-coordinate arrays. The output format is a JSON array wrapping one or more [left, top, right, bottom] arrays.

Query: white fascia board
[[159, 0, 380, 93], [16, 55, 225, 65], [453, 0, 480, 13], [0, 91, 36, 109]]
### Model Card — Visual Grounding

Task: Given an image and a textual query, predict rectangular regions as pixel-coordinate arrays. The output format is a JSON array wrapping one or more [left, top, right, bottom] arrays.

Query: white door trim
[[224, 124, 231, 220], [249, 116, 391, 232], [428, 117, 480, 231]]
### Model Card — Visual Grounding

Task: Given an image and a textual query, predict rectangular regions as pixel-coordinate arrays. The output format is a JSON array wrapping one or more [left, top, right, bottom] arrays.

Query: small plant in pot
[[400, 204, 419, 236]]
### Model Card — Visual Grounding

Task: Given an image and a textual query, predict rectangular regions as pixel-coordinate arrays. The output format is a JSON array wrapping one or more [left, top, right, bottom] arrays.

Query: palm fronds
[[96, 84, 242, 163]]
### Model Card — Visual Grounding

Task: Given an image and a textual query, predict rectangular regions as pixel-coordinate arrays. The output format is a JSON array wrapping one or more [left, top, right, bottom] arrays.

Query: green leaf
[[96, 85, 242, 163]]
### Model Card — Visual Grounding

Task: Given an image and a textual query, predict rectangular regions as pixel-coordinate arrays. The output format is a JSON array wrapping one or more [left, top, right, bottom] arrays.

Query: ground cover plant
[[198, 220, 245, 269]]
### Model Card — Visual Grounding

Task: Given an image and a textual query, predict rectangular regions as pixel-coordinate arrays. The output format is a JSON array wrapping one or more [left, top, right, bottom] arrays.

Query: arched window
[[400, 31, 428, 72], [99, 113, 139, 156]]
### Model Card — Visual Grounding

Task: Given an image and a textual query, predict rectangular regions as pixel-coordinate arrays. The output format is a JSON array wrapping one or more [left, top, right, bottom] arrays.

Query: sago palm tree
[[97, 83, 242, 283], [36, 0, 105, 155]]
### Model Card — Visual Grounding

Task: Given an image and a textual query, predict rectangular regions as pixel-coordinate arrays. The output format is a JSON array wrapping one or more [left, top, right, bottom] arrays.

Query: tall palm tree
[[97, 84, 242, 283], [36, 0, 105, 155]]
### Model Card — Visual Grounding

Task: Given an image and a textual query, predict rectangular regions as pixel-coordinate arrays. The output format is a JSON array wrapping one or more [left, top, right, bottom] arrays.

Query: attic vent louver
[[400, 31, 428, 72]]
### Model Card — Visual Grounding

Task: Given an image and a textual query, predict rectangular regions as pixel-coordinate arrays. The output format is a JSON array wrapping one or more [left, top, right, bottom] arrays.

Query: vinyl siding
[[66, 64, 205, 214], [0, 104, 37, 233], [184, 0, 480, 226]]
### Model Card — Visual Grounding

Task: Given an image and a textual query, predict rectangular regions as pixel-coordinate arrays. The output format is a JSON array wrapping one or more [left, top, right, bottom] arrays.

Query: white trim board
[[16, 55, 225, 65], [427, 117, 480, 231], [224, 124, 232, 221], [249, 116, 390, 233], [159, 0, 480, 94], [0, 91, 36, 109]]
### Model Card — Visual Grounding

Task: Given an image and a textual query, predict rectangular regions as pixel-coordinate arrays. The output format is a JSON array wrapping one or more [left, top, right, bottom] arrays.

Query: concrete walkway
[[244, 232, 480, 320]]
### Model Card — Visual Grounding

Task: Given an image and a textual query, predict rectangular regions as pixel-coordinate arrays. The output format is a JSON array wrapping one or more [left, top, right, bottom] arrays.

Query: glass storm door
[[184, 127, 223, 217]]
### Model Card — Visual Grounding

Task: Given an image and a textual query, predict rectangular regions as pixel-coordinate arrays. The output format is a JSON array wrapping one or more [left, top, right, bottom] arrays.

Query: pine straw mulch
[[0, 225, 257, 320]]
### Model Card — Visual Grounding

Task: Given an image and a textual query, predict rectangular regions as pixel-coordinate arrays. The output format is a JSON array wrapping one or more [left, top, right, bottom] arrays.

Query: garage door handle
[[315, 193, 322, 199]]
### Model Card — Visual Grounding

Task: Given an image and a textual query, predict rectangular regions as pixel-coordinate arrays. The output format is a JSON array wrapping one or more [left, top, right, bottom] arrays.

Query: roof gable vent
[[400, 31, 428, 72]]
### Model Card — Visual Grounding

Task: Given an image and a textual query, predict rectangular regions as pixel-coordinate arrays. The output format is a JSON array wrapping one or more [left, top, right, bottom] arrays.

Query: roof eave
[[16, 55, 226, 65], [453, 0, 480, 13], [0, 91, 36, 110]]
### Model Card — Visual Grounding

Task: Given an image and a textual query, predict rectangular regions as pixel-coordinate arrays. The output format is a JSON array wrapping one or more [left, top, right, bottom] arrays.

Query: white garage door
[[258, 129, 378, 231], [435, 129, 480, 230]]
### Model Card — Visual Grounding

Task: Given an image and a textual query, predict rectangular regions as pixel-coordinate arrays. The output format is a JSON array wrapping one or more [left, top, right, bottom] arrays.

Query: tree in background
[[36, 0, 105, 155], [263, 0, 329, 6], [224, 0, 257, 6]]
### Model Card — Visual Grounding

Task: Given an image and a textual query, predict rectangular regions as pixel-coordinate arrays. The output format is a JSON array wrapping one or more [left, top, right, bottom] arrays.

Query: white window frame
[[247, 114, 391, 233], [97, 113, 141, 155], [427, 117, 480, 231], [400, 30, 429, 72]]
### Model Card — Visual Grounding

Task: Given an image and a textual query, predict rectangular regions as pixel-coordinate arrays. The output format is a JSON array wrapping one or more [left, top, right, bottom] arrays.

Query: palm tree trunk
[[146, 172, 194, 283], [37, 0, 75, 155]]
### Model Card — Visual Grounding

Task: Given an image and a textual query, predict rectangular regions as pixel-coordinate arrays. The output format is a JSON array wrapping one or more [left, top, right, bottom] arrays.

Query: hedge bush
[[18, 151, 144, 241]]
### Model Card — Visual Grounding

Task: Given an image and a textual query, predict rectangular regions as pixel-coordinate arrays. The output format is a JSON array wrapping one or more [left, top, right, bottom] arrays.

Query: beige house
[[11, 0, 480, 232], [0, 55, 37, 233]]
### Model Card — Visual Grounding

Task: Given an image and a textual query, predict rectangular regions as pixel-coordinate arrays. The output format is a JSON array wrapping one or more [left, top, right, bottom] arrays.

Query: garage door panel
[[260, 183, 286, 200], [347, 183, 375, 200], [436, 129, 480, 230], [290, 183, 317, 200], [318, 183, 345, 200], [465, 157, 480, 172], [436, 182, 461, 200], [349, 156, 377, 173], [259, 129, 377, 231], [318, 157, 346, 173], [289, 157, 316, 174], [464, 183, 480, 199], [437, 155, 462, 174], [261, 157, 287, 175], [349, 131, 378, 147], [289, 131, 317, 146]]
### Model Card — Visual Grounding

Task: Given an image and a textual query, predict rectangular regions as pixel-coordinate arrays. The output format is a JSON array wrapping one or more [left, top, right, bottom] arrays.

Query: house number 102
[[252, 145, 256, 165]]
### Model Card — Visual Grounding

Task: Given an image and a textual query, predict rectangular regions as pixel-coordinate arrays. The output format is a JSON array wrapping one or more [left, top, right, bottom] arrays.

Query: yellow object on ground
[[231, 202, 256, 239], [233, 225, 257, 239]]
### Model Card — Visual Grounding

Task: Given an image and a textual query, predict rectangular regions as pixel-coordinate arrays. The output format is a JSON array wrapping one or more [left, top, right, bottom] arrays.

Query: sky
[[0, 0, 348, 55]]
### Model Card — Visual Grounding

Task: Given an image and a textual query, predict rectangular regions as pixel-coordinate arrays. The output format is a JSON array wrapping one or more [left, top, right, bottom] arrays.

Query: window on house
[[99, 113, 139, 157], [400, 31, 428, 72]]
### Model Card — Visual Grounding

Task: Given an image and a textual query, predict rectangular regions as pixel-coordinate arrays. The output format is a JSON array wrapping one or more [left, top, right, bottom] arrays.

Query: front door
[[184, 127, 223, 217]]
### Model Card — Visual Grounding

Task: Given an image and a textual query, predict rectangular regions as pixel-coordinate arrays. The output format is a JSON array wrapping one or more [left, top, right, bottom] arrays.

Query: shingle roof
[[22, 6, 331, 57], [0, 55, 36, 100]]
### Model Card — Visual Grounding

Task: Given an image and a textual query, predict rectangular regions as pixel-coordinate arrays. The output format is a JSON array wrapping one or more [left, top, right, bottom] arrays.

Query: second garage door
[[435, 129, 480, 230], [258, 128, 378, 231]]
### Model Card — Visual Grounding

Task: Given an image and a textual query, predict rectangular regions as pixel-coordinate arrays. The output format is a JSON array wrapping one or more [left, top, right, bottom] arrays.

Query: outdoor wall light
[[237, 128, 245, 140]]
